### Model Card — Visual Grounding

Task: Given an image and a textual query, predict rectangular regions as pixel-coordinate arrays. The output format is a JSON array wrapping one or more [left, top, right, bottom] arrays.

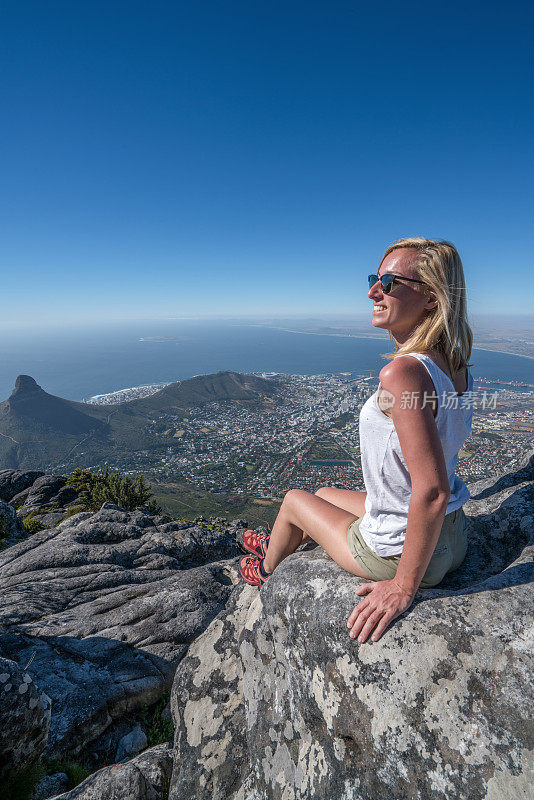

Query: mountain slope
[[0, 371, 279, 470], [2, 375, 109, 435], [128, 370, 278, 414]]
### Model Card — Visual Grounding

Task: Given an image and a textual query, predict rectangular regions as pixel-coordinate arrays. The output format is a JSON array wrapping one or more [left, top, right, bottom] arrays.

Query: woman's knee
[[282, 488, 309, 507], [314, 486, 335, 501]]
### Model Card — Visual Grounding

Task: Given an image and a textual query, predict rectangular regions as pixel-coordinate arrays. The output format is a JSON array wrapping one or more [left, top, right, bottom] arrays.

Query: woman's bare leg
[[315, 487, 367, 517], [297, 487, 367, 546], [262, 489, 371, 578]]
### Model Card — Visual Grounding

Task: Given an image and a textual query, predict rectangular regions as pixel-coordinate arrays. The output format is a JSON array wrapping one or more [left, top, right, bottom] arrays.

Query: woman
[[239, 237, 474, 644]]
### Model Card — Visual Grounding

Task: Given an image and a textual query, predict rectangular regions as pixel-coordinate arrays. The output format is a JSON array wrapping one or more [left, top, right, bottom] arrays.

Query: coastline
[[251, 323, 534, 361]]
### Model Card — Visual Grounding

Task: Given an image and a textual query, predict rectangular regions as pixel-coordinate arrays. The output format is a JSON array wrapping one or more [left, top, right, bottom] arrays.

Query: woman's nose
[[368, 280, 382, 300]]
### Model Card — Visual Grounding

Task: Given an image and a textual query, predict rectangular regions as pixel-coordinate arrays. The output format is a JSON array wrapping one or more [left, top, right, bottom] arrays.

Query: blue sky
[[2, 0, 533, 327]]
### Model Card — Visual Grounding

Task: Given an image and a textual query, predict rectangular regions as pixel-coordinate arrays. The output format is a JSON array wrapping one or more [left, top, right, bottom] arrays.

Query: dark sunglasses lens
[[368, 274, 378, 289], [381, 275, 395, 294]]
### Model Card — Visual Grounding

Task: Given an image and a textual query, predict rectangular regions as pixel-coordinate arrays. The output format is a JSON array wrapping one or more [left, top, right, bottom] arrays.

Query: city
[[88, 372, 534, 506]]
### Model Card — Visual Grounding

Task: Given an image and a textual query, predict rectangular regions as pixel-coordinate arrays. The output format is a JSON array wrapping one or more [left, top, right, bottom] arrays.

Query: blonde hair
[[379, 237, 473, 375]]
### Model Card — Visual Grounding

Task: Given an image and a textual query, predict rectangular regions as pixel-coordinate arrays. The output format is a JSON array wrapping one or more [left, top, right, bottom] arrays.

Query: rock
[[169, 451, 534, 800], [49, 743, 173, 800], [160, 701, 172, 722], [230, 518, 248, 529], [0, 655, 51, 779], [0, 498, 26, 542], [0, 469, 44, 502], [169, 584, 253, 800], [0, 503, 241, 757], [115, 724, 148, 762], [31, 772, 69, 800], [35, 510, 69, 528], [16, 474, 78, 516]]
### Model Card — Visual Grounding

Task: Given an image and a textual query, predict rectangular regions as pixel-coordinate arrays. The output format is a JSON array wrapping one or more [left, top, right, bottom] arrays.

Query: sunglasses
[[368, 273, 426, 294]]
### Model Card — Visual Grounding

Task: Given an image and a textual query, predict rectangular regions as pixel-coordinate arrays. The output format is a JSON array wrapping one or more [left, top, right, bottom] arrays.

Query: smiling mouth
[[373, 305, 387, 312]]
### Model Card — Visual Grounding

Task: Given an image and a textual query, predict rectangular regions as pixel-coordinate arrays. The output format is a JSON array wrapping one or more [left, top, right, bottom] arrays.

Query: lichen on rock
[[169, 451, 534, 800]]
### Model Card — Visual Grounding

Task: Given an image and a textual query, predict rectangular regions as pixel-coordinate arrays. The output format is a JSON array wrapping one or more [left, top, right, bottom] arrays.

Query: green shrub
[[22, 513, 46, 535], [66, 467, 161, 514], [60, 505, 87, 521], [138, 691, 174, 747], [44, 758, 91, 788], [4, 762, 46, 800], [4, 756, 91, 800]]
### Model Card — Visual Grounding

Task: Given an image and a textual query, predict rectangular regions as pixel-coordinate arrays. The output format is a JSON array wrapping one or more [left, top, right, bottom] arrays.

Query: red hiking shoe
[[242, 529, 271, 559], [239, 555, 271, 586]]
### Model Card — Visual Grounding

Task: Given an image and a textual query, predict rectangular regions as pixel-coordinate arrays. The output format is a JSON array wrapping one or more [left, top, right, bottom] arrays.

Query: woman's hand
[[347, 580, 415, 643]]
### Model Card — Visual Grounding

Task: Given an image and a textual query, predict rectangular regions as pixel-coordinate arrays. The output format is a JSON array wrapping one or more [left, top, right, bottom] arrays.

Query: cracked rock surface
[[0, 501, 241, 758], [169, 583, 254, 800], [170, 452, 533, 800]]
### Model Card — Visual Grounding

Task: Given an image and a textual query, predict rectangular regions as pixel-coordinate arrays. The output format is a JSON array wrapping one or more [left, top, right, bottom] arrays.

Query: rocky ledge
[[0, 455, 532, 800]]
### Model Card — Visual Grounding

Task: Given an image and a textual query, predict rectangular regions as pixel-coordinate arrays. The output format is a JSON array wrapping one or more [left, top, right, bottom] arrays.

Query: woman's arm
[[347, 357, 451, 643]]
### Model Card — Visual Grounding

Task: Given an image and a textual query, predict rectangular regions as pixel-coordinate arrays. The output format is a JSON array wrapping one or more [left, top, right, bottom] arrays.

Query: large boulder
[[169, 452, 534, 800], [0, 469, 44, 503], [169, 584, 254, 800], [0, 502, 241, 758], [13, 474, 78, 515]]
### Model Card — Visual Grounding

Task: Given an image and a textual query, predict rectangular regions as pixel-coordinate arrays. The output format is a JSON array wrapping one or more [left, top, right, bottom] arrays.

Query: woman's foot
[[242, 529, 270, 559], [239, 555, 272, 586]]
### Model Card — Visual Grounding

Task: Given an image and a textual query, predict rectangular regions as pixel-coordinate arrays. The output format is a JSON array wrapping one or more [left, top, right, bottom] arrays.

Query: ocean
[[1, 321, 533, 402]]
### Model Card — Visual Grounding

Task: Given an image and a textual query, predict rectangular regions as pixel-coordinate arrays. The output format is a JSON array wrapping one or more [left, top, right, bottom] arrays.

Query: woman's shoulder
[[379, 355, 438, 418], [379, 354, 432, 391]]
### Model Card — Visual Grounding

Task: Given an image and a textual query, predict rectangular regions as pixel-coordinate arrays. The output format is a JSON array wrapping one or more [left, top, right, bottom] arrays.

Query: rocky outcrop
[[1, 470, 82, 532], [0, 469, 44, 502], [0, 501, 242, 762], [0, 455, 532, 799], [169, 584, 254, 800], [169, 453, 534, 800], [48, 743, 173, 800], [12, 474, 78, 517]]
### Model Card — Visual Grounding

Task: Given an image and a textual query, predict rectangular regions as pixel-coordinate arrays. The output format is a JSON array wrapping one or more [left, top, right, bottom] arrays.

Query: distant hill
[[2, 375, 109, 434], [0, 371, 278, 471], [128, 370, 278, 413]]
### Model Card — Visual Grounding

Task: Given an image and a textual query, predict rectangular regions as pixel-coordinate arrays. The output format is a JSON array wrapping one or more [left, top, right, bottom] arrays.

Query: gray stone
[[16, 474, 78, 515], [0, 655, 51, 779], [49, 743, 173, 800], [0, 469, 44, 503], [31, 772, 69, 800], [169, 584, 253, 800], [0, 498, 26, 542], [169, 451, 534, 800], [115, 723, 148, 762], [0, 502, 241, 757], [37, 510, 69, 528]]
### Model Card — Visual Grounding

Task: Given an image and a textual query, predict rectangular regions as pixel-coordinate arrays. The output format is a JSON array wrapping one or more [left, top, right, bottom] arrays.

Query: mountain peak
[[13, 375, 41, 394]]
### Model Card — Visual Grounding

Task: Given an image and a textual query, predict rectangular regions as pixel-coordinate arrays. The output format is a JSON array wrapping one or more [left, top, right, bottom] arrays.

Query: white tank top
[[358, 352, 473, 556]]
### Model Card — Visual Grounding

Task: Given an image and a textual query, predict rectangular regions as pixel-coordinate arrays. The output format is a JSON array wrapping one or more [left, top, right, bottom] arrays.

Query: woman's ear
[[425, 292, 438, 309]]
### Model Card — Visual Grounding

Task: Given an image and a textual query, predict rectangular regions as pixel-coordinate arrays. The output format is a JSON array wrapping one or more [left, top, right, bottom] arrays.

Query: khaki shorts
[[347, 507, 468, 588]]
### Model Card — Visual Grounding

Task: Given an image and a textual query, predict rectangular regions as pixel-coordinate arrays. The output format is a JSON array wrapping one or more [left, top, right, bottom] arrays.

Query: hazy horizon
[[1, 312, 533, 335]]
